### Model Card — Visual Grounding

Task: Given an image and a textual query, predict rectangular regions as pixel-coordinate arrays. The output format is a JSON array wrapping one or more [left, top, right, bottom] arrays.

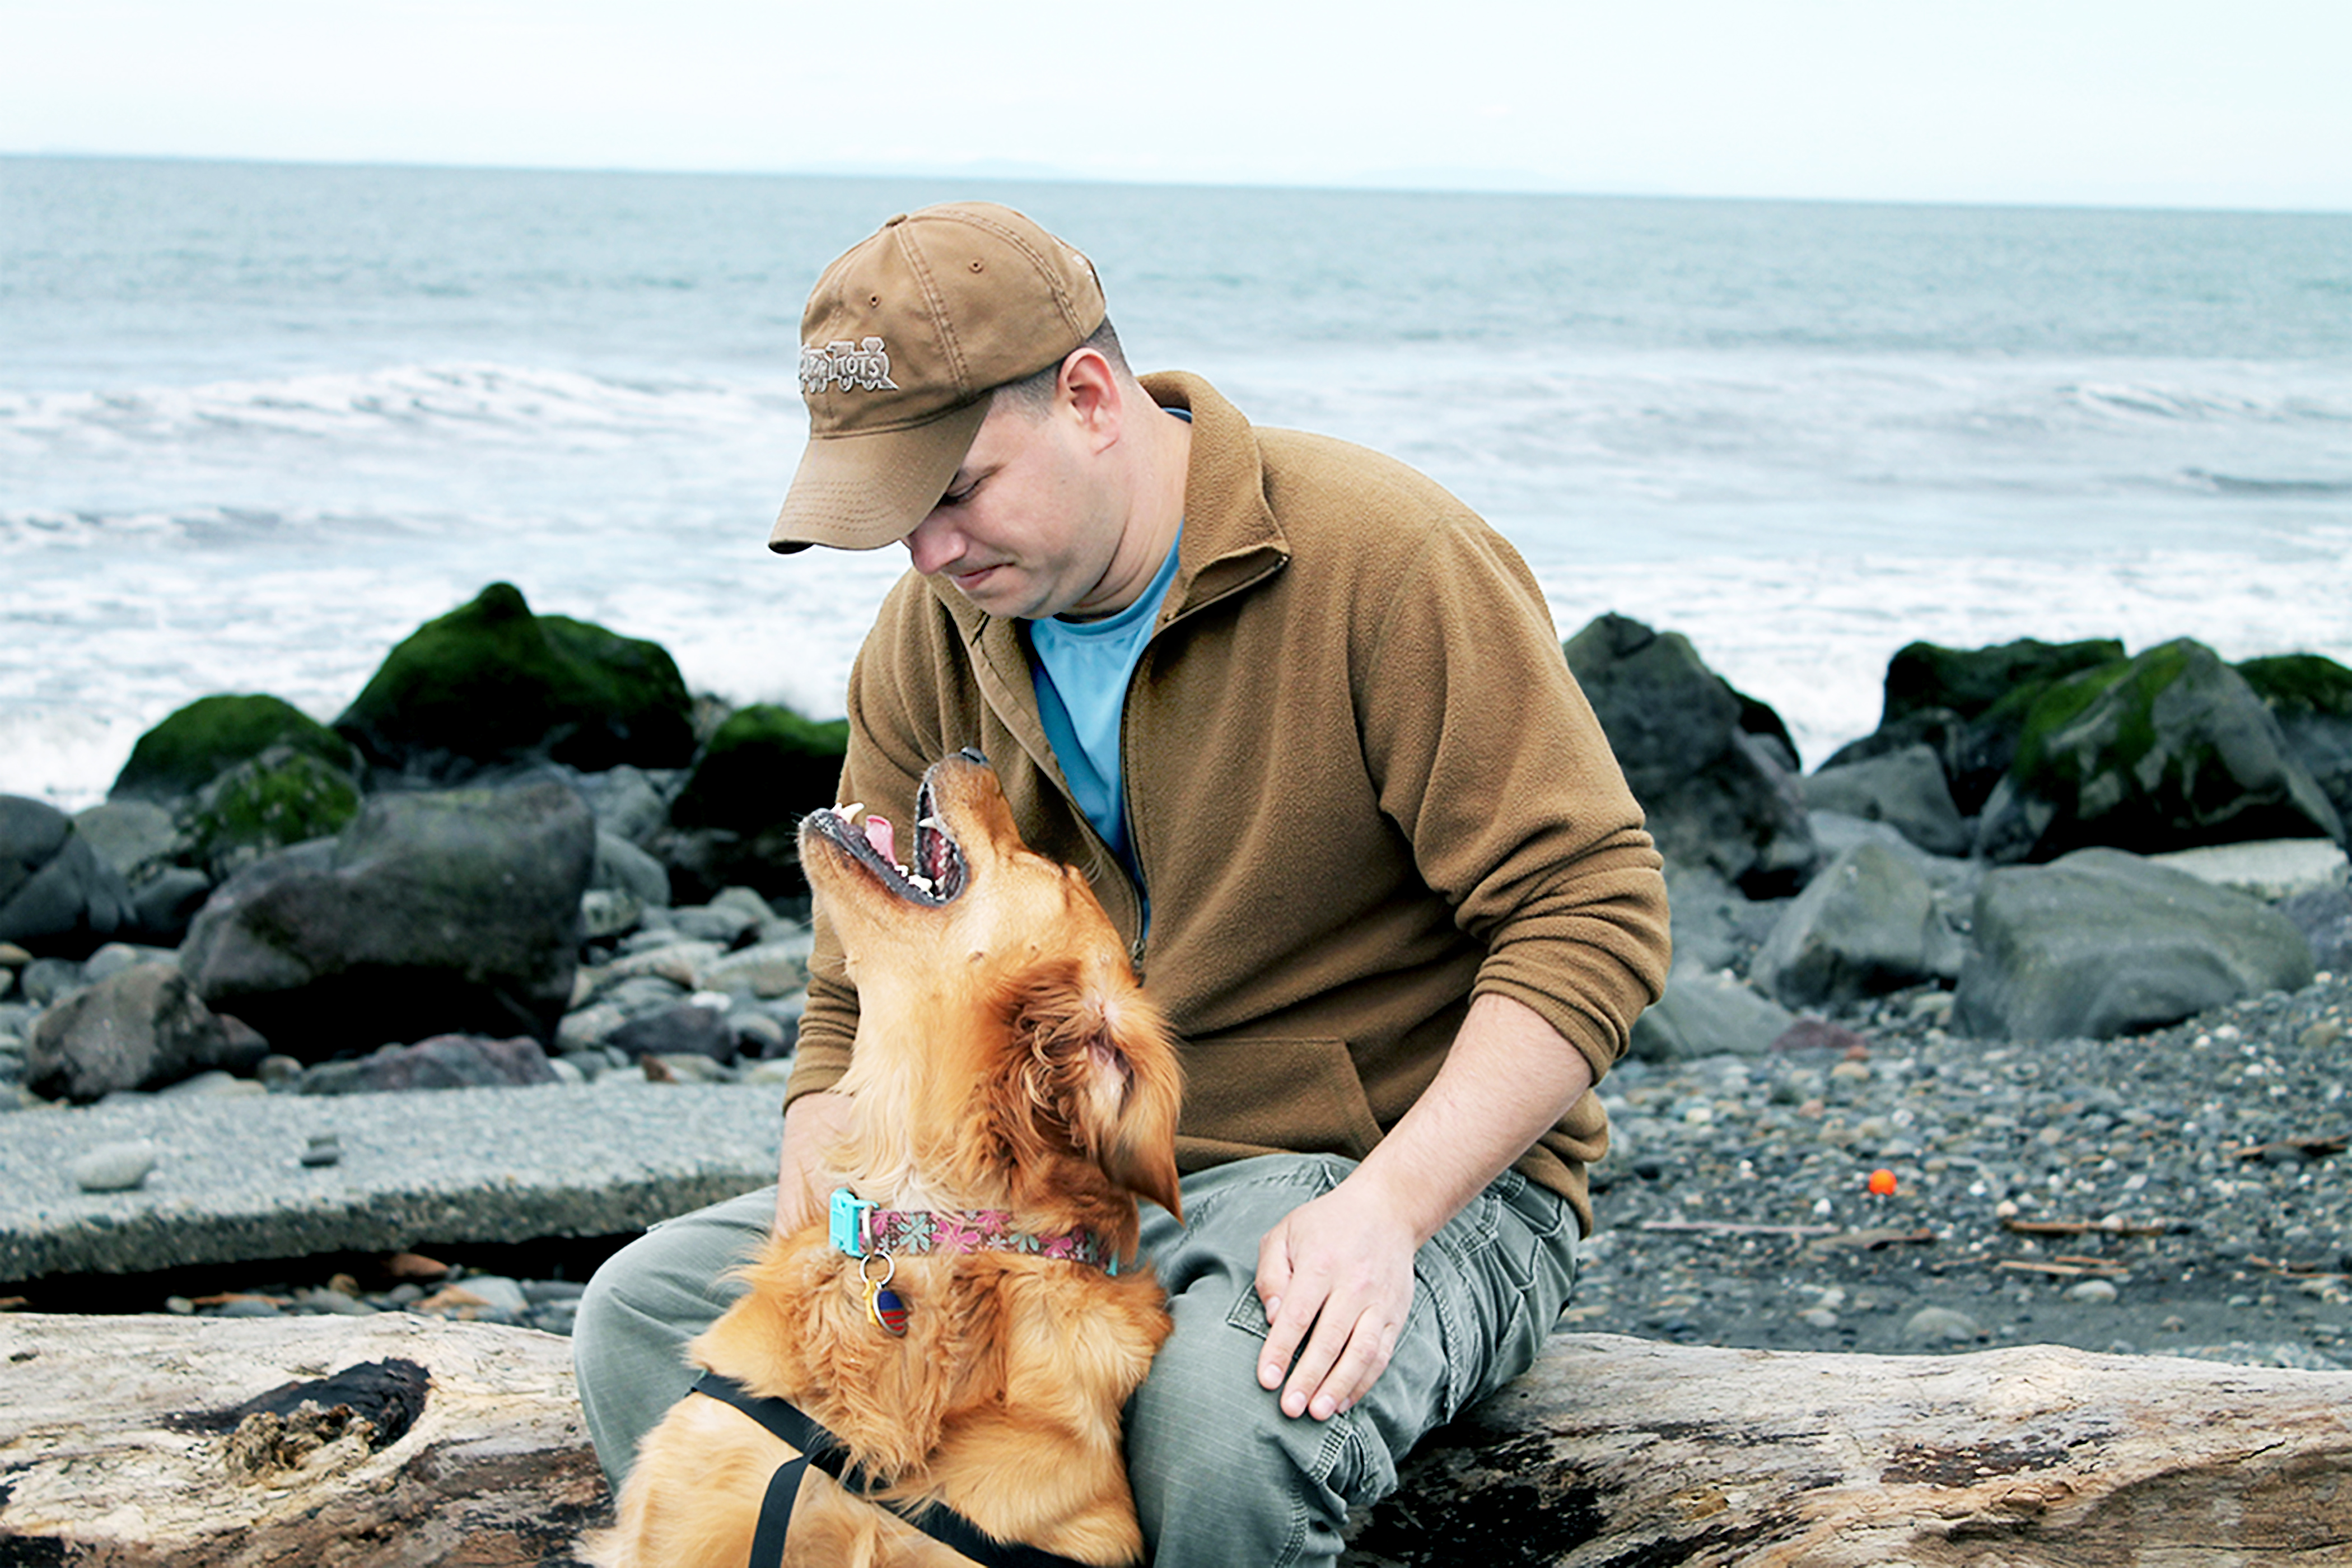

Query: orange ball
[[1867, 1168, 1898, 1196]]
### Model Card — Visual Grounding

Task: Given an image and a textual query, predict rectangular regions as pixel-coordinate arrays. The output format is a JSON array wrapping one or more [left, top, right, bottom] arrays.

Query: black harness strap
[[689, 1371, 1098, 1568], [749, 1449, 804, 1568]]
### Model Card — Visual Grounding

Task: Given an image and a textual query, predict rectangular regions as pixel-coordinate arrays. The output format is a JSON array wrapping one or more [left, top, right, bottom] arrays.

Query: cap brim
[[768, 398, 992, 554]]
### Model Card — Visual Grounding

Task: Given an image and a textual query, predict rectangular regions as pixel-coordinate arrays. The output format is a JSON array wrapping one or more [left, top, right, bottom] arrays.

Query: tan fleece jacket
[[785, 372, 1670, 1233]]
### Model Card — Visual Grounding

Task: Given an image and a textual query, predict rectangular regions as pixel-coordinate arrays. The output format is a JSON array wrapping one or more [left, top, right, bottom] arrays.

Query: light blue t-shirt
[[1028, 525, 1183, 886]]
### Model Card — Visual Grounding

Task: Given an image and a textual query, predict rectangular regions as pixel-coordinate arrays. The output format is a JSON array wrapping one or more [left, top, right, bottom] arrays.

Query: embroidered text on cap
[[801, 338, 899, 395]]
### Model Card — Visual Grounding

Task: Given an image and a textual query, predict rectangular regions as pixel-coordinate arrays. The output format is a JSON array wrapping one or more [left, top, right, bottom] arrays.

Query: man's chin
[[945, 566, 1070, 620]]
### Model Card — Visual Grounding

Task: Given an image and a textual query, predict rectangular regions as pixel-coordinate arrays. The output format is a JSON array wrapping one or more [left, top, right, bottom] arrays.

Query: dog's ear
[[1008, 959, 1184, 1221]]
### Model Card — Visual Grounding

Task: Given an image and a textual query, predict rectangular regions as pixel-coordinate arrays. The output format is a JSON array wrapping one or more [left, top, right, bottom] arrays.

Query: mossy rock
[[670, 705, 848, 832], [110, 694, 358, 805], [2238, 654, 2352, 841], [2238, 653, 2352, 718], [334, 582, 694, 783], [1880, 637, 2125, 727], [1978, 638, 2342, 862], [180, 746, 363, 880], [1837, 638, 2127, 818], [664, 704, 848, 900]]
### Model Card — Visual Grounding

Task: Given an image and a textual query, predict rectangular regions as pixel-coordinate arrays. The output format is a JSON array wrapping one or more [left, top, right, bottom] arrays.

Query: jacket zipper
[[1112, 544, 1290, 968]]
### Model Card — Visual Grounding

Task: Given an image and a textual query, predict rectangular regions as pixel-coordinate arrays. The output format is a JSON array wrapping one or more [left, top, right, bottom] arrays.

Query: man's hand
[[1254, 1173, 1419, 1420], [774, 1091, 855, 1237], [1253, 993, 1600, 1421]]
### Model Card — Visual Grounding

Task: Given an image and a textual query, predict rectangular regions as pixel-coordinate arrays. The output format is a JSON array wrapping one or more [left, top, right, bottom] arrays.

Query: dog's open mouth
[[806, 774, 969, 907]]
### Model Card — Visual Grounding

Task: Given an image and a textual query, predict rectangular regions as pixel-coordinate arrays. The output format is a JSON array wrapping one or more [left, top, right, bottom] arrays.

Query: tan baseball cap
[[769, 202, 1107, 554]]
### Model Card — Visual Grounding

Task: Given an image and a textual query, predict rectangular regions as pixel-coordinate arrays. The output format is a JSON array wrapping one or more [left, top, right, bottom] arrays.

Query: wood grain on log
[[8, 1318, 2352, 1565], [1345, 1333, 2352, 1567]]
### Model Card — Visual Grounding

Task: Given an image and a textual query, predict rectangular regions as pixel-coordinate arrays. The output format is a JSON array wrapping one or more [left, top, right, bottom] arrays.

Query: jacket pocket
[[1173, 1035, 1388, 1167]]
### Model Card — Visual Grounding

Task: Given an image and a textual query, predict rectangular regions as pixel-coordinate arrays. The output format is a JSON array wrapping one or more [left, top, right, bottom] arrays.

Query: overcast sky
[[7, 0, 2348, 212]]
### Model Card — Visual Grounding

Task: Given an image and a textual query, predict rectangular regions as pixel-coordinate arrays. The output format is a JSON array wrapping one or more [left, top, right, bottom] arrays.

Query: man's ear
[[1057, 347, 1126, 451]]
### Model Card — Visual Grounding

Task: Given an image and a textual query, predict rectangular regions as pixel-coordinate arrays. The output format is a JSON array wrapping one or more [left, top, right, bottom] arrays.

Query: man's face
[[900, 395, 1119, 621]]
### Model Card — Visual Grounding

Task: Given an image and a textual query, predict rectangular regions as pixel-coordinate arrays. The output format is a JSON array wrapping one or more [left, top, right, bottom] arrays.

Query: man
[[576, 202, 1670, 1566]]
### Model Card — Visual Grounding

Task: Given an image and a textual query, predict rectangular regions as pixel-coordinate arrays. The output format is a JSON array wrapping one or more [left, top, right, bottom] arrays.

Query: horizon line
[[7, 147, 2348, 222]]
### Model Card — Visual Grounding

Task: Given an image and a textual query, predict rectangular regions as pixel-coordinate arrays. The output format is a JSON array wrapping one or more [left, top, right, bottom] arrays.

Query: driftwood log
[[4, 1315, 2350, 1565], [0, 1312, 606, 1566], [1346, 1333, 2352, 1566]]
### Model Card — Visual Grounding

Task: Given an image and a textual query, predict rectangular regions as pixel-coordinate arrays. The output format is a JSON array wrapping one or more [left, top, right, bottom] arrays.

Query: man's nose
[[902, 511, 958, 576]]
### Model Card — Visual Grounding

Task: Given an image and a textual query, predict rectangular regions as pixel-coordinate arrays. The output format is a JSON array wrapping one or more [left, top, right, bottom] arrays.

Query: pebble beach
[[1578, 972, 2351, 1371]]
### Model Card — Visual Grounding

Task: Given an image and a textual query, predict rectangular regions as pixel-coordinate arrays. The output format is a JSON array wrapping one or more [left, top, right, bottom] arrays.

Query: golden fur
[[586, 753, 1183, 1567]]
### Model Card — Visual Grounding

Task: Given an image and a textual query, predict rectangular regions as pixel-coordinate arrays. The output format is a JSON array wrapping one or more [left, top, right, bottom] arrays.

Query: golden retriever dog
[[587, 750, 1183, 1567]]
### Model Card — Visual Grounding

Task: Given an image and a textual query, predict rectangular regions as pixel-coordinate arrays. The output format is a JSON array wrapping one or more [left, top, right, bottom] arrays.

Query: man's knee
[[1124, 1288, 1397, 1558], [572, 1192, 773, 1487]]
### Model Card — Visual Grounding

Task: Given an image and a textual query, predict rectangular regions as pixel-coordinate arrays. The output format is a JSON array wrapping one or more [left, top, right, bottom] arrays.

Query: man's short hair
[[991, 319, 1130, 416]]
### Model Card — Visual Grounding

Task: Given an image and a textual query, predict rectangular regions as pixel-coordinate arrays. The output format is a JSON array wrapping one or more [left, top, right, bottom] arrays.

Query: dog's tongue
[[863, 815, 896, 865]]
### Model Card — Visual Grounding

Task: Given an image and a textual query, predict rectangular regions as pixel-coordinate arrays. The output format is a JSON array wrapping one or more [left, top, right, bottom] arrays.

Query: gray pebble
[[1904, 1306, 1983, 1344], [72, 1140, 157, 1193], [291, 1285, 379, 1316], [455, 1274, 530, 1314]]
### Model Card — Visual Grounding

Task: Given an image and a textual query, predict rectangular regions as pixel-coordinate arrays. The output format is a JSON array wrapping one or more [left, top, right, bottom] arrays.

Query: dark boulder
[[1952, 848, 2316, 1042], [1749, 841, 1965, 1010], [72, 800, 179, 882], [660, 703, 849, 902], [72, 801, 211, 945], [2239, 652, 2352, 846], [333, 582, 695, 787], [110, 693, 359, 806], [0, 796, 135, 959], [179, 781, 595, 1061], [26, 963, 268, 1102], [2280, 881, 2352, 974], [1976, 638, 2342, 864], [1564, 614, 1816, 896], [1802, 744, 1971, 857]]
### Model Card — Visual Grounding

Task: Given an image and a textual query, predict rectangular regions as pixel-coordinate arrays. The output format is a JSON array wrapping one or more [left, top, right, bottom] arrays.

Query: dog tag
[[866, 1282, 909, 1337]]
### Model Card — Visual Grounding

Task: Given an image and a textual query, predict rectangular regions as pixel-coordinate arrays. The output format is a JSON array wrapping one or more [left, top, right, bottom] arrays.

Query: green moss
[[2013, 641, 2196, 788], [2238, 653, 2352, 718], [111, 693, 358, 804], [181, 747, 362, 875], [669, 704, 850, 832], [1882, 637, 2125, 727], [334, 582, 694, 776]]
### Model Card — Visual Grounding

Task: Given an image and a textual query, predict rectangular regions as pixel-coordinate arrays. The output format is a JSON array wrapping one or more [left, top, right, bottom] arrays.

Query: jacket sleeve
[[1356, 513, 1672, 1086]]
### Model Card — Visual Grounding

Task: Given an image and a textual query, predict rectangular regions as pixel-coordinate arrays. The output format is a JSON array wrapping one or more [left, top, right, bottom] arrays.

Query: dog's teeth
[[908, 873, 934, 893], [917, 816, 945, 830], [837, 802, 864, 820]]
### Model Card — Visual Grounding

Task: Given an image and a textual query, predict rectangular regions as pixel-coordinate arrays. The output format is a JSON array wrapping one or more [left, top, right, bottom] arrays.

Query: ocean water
[[4, 157, 2349, 811]]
